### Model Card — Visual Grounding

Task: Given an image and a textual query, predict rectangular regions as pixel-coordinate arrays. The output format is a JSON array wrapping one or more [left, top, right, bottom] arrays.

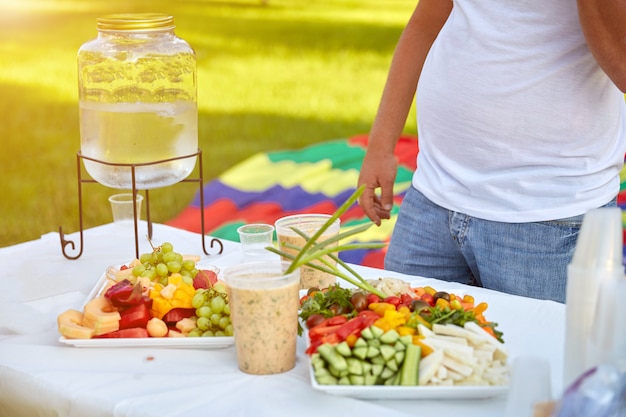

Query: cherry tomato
[[299, 295, 309, 305], [383, 296, 402, 307], [420, 293, 435, 306], [350, 292, 369, 312], [366, 293, 381, 305], [305, 313, 326, 329], [328, 303, 350, 316], [400, 293, 414, 306]]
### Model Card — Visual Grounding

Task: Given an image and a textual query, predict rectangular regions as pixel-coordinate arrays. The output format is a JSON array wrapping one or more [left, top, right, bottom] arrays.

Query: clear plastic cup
[[504, 356, 553, 417], [274, 214, 340, 290], [564, 207, 624, 387], [237, 224, 276, 262], [108, 193, 143, 223]]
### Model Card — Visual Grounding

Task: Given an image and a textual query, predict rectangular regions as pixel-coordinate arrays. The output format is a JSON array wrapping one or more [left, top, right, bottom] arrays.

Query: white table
[[0, 223, 565, 417]]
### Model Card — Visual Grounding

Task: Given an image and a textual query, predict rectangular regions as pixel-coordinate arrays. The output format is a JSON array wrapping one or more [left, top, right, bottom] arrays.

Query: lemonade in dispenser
[[78, 13, 197, 189]]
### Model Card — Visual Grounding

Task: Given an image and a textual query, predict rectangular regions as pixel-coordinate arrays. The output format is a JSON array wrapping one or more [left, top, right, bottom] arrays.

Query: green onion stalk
[[266, 185, 388, 299]]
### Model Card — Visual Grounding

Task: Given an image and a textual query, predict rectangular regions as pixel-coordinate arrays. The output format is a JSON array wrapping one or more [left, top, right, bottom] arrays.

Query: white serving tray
[[58, 263, 234, 349]]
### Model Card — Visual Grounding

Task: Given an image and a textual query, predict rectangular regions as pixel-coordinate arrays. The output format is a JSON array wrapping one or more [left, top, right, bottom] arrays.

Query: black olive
[[433, 291, 450, 302], [410, 299, 430, 312], [307, 287, 321, 295]]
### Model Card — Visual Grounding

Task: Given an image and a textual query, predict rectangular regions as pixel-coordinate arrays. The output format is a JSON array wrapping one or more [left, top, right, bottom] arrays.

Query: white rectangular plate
[[58, 335, 234, 349], [58, 263, 234, 349], [304, 328, 508, 399], [309, 371, 508, 399]]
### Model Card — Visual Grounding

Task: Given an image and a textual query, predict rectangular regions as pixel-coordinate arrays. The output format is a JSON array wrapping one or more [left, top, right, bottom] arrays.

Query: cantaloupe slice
[[83, 296, 121, 324], [57, 309, 95, 339]]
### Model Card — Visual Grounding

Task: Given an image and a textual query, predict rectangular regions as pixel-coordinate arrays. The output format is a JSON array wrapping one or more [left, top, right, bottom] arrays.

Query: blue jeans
[[385, 187, 617, 303]]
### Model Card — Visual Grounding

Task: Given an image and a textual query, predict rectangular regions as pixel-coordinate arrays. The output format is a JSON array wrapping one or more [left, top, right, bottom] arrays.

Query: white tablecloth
[[0, 223, 565, 417]]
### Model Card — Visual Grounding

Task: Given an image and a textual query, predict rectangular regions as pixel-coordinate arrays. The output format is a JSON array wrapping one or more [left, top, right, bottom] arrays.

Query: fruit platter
[[298, 278, 510, 399], [57, 241, 235, 349]]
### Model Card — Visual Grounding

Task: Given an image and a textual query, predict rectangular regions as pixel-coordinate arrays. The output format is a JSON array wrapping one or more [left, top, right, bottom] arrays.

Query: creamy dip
[[228, 278, 300, 375]]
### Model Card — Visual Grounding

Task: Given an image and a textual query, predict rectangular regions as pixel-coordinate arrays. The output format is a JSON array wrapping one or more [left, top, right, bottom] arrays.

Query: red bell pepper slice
[[308, 324, 342, 341], [336, 316, 366, 340], [326, 315, 348, 326]]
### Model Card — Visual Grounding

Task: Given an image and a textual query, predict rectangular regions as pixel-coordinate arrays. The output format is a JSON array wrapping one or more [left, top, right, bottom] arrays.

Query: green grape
[[213, 282, 227, 294], [223, 303, 230, 315], [154, 251, 164, 264], [224, 324, 234, 336], [167, 261, 182, 273], [218, 316, 230, 329], [214, 330, 225, 337], [180, 269, 192, 278], [191, 291, 207, 309], [210, 313, 221, 326], [159, 276, 168, 286], [196, 306, 212, 318], [162, 251, 178, 264], [173, 252, 184, 264], [141, 268, 156, 280], [210, 296, 225, 314], [189, 268, 199, 278], [132, 264, 146, 277], [182, 275, 194, 286], [182, 259, 195, 271], [161, 242, 174, 253], [201, 330, 214, 337], [196, 317, 210, 331], [188, 329, 202, 337], [139, 252, 153, 264], [156, 263, 169, 277]]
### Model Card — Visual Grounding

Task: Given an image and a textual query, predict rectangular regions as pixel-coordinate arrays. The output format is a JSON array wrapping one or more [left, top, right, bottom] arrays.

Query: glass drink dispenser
[[77, 13, 197, 189]]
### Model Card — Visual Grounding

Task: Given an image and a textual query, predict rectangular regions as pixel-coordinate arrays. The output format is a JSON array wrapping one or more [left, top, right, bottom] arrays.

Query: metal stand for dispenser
[[58, 149, 223, 260]]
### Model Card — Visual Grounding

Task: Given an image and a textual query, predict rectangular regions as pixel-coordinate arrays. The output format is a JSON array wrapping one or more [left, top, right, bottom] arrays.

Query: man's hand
[[357, 151, 398, 226]]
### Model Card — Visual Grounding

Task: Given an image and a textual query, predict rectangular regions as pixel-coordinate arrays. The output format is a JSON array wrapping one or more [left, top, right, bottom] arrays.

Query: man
[[357, 0, 626, 302]]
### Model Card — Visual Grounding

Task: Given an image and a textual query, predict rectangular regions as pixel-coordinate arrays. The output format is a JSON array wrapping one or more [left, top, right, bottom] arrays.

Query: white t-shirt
[[414, 0, 626, 222]]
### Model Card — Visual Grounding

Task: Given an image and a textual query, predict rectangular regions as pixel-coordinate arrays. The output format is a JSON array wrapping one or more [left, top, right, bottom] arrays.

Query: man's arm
[[577, 1, 626, 92], [358, 0, 453, 225]]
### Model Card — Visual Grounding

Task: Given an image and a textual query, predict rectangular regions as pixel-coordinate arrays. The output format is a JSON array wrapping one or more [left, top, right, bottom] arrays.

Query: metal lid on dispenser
[[97, 13, 175, 32]]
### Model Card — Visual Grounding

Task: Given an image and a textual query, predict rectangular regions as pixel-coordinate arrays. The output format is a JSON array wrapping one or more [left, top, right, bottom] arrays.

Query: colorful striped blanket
[[167, 135, 419, 268], [168, 135, 626, 267]]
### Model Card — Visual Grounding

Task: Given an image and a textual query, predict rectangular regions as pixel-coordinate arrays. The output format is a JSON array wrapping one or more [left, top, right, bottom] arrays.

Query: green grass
[[0, 0, 417, 248]]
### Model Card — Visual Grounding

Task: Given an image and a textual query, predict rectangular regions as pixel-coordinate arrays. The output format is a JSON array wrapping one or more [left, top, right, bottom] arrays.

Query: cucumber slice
[[370, 325, 384, 339], [316, 375, 338, 385], [354, 337, 368, 348], [338, 376, 351, 385], [379, 344, 397, 361], [335, 341, 352, 357], [380, 329, 400, 344], [318, 343, 348, 372], [380, 366, 396, 380], [350, 375, 365, 385], [366, 346, 380, 358], [346, 358, 364, 375], [352, 346, 368, 360], [361, 327, 374, 339], [399, 343, 421, 386]]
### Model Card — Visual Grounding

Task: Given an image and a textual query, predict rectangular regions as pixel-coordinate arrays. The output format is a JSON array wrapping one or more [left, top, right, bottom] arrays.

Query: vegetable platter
[[299, 278, 510, 398]]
